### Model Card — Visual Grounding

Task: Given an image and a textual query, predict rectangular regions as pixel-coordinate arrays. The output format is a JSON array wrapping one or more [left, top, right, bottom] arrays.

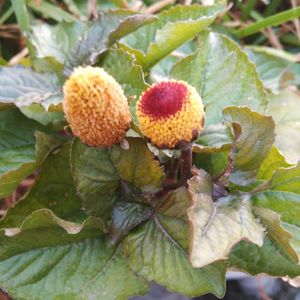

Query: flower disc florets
[[63, 66, 131, 147], [137, 80, 205, 149]]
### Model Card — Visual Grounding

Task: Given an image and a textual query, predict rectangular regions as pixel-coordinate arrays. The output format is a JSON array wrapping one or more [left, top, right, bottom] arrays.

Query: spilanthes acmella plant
[[0, 1, 299, 300]]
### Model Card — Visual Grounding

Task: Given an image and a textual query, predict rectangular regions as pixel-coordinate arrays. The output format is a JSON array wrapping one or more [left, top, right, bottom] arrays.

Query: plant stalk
[[180, 143, 193, 185], [234, 6, 300, 38]]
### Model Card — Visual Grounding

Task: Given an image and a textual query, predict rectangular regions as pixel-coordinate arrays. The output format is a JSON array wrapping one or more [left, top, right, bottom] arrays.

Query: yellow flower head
[[63, 66, 131, 147], [137, 80, 204, 149]]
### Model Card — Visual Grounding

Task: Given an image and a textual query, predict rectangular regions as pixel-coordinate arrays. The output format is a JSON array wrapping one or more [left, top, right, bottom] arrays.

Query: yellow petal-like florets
[[137, 80, 204, 149], [63, 66, 131, 147]]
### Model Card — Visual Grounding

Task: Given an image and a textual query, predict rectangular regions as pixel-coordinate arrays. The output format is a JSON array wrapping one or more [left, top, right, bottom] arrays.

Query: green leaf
[[120, 4, 224, 69], [65, 0, 118, 16], [150, 41, 196, 82], [111, 202, 153, 242], [101, 49, 146, 99], [31, 57, 65, 81], [230, 237, 300, 278], [237, 180, 300, 277], [155, 187, 191, 251], [157, 187, 190, 222], [234, 6, 300, 39], [19, 104, 65, 127], [64, 10, 156, 74], [223, 106, 275, 185], [27, 0, 77, 22], [170, 32, 267, 125], [267, 89, 300, 164], [187, 169, 264, 268], [28, 22, 86, 64], [257, 146, 292, 180], [194, 151, 229, 177], [193, 123, 233, 153], [270, 163, 300, 194], [251, 191, 300, 226], [283, 223, 300, 260], [99, 49, 147, 120], [0, 142, 84, 228], [121, 182, 226, 297], [70, 139, 120, 219], [122, 218, 226, 298], [245, 46, 300, 93], [253, 207, 298, 262], [0, 66, 62, 110], [0, 109, 60, 198], [0, 210, 148, 300], [11, 0, 30, 33], [0, 209, 103, 256], [110, 138, 164, 192]]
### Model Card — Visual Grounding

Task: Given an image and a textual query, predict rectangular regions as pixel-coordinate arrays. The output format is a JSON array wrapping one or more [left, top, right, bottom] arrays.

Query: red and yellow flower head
[[137, 80, 205, 149], [63, 66, 131, 147]]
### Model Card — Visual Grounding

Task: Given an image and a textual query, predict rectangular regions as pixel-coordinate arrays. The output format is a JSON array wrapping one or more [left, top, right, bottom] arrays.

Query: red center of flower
[[139, 81, 187, 119]]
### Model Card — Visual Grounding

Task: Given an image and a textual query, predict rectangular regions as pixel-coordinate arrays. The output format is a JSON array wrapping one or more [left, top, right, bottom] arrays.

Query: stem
[[180, 143, 193, 185], [234, 6, 300, 38]]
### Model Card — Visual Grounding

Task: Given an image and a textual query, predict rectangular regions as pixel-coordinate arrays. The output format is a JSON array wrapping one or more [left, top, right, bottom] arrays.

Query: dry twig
[[8, 47, 29, 66]]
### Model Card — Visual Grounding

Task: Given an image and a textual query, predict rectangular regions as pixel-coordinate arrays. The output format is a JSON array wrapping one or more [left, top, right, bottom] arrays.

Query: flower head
[[63, 66, 131, 147], [137, 80, 204, 148]]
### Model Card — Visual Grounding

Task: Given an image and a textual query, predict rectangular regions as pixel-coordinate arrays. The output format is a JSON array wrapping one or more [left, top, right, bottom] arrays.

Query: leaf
[[122, 218, 226, 298], [110, 138, 164, 192], [270, 163, 300, 194], [267, 88, 300, 164], [157, 187, 190, 222], [232, 186, 300, 277], [28, 22, 86, 64], [100, 49, 146, 99], [245, 46, 300, 93], [257, 146, 292, 180], [99, 49, 147, 120], [150, 40, 196, 82], [31, 56, 65, 81], [27, 0, 77, 22], [0, 143, 84, 228], [0, 109, 60, 198], [0, 210, 148, 300], [64, 10, 156, 74], [223, 106, 275, 185], [120, 4, 224, 69], [0, 66, 62, 110], [193, 123, 233, 153], [187, 169, 264, 268], [170, 32, 267, 125], [230, 237, 300, 278], [65, 0, 118, 16], [253, 207, 298, 262], [19, 104, 65, 127], [70, 139, 120, 219], [110, 202, 153, 242], [194, 151, 229, 177], [283, 223, 300, 260], [251, 191, 300, 226]]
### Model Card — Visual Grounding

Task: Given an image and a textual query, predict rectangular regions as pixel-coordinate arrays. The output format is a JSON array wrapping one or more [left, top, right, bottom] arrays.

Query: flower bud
[[137, 80, 204, 149], [63, 66, 131, 147]]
